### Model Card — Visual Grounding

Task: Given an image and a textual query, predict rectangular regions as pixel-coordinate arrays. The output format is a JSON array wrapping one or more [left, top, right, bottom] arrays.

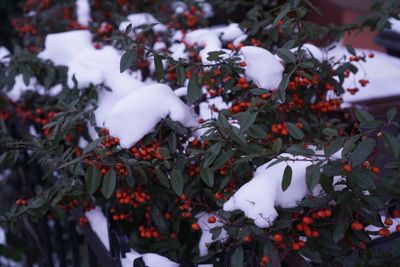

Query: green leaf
[[124, 23, 132, 34], [204, 142, 223, 167], [230, 246, 244, 267], [351, 138, 376, 167], [387, 107, 398, 123], [154, 53, 164, 82], [306, 165, 321, 191], [85, 165, 101, 195], [272, 138, 283, 154], [273, 4, 291, 26], [238, 111, 258, 132], [281, 165, 292, 191], [355, 109, 374, 124], [83, 137, 104, 154], [170, 169, 184, 196], [287, 122, 304, 140], [350, 168, 376, 190], [155, 167, 170, 188], [206, 51, 226, 61], [102, 169, 116, 199], [200, 167, 214, 187], [213, 150, 235, 169], [276, 48, 296, 63], [383, 131, 400, 159], [120, 49, 137, 73], [322, 128, 338, 136], [187, 72, 202, 104], [325, 137, 345, 157], [176, 65, 185, 85]]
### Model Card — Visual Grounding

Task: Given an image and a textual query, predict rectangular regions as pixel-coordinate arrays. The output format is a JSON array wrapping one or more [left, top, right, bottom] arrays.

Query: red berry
[[343, 164, 352, 173], [207, 216, 217, 223], [273, 233, 284, 242], [191, 223, 200, 231]]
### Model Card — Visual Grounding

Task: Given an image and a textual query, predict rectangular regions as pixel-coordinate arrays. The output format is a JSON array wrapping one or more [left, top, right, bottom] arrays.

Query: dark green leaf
[[120, 49, 137, 73], [155, 167, 170, 188], [276, 48, 296, 63], [306, 165, 321, 191], [351, 138, 376, 167], [170, 169, 184, 196], [83, 137, 104, 154], [154, 53, 164, 82], [287, 122, 304, 140], [102, 169, 116, 199], [272, 138, 283, 154], [387, 107, 398, 123], [281, 165, 292, 191], [85, 165, 101, 195], [187, 72, 202, 104], [200, 168, 214, 187], [230, 246, 244, 267]]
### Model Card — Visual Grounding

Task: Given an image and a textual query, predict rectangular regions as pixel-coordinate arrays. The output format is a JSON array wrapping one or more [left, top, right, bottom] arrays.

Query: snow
[[119, 13, 167, 33], [389, 17, 400, 33], [0, 227, 5, 245], [7, 74, 39, 101], [0, 47, 10, 63], [169, 43, 188, 61], [95, 73, 144, 127], [365, 215, 398, 240], [290, 43, 323, 62], [328, 46, 400, 103], [197, 212, 227, 256], [211, 23, 245, 42], [85, 206, 110, 251], [39, 30, 92, 66], [223, 153, 313, 228], [76, 0, 91, 26], [104, 83, 198, 148], [184, 29, 222, 64], [240, 46, 284, 90], [121, 249, 178, 267]]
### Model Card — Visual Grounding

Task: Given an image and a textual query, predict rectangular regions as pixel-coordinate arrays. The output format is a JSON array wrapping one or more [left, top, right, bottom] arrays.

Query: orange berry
[[273, 233, 284, 242], [303, 216, 314, 225], [384, 218, 393, 226], [396, 225, 400, 232], [261, 256, 269, 263], [312, 230, 320, 238], [351, 221, 364, 231], [191, 223, 200, 231], [372, 166, 380, 174], [324, 209, 332, 217], [207, 216, 217, 223], [291, 243, 300, 250], [343, 164, 352, 173]]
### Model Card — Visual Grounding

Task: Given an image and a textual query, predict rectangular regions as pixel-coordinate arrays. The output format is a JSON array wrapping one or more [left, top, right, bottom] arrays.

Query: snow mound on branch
[[119, 13, 167, 33], [240, 46, 284, 90], [197, 212, 227, 256], [223, 153, 312, 228], [185, 29, 222, 64], [85, 207, 110, 251], [170, 43, 188, 61], [389, 17, 400, 33], [104, 83, 198, 148], [76, 0, 91, 26], [211, 23, 245, 42], [0, 47, 10, 63], [95, 73, 145, 127], [39, 30, 92, 66], [290, 43, 323, 62], [121, 249, 178, 267]]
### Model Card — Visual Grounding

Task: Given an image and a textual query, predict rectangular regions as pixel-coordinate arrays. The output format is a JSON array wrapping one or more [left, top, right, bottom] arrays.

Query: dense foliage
[[1, 0, 400, 266]]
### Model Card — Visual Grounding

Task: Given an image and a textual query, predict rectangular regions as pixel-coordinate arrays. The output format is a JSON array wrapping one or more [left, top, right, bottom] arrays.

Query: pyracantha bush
[[1, 0, 400, 266]]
